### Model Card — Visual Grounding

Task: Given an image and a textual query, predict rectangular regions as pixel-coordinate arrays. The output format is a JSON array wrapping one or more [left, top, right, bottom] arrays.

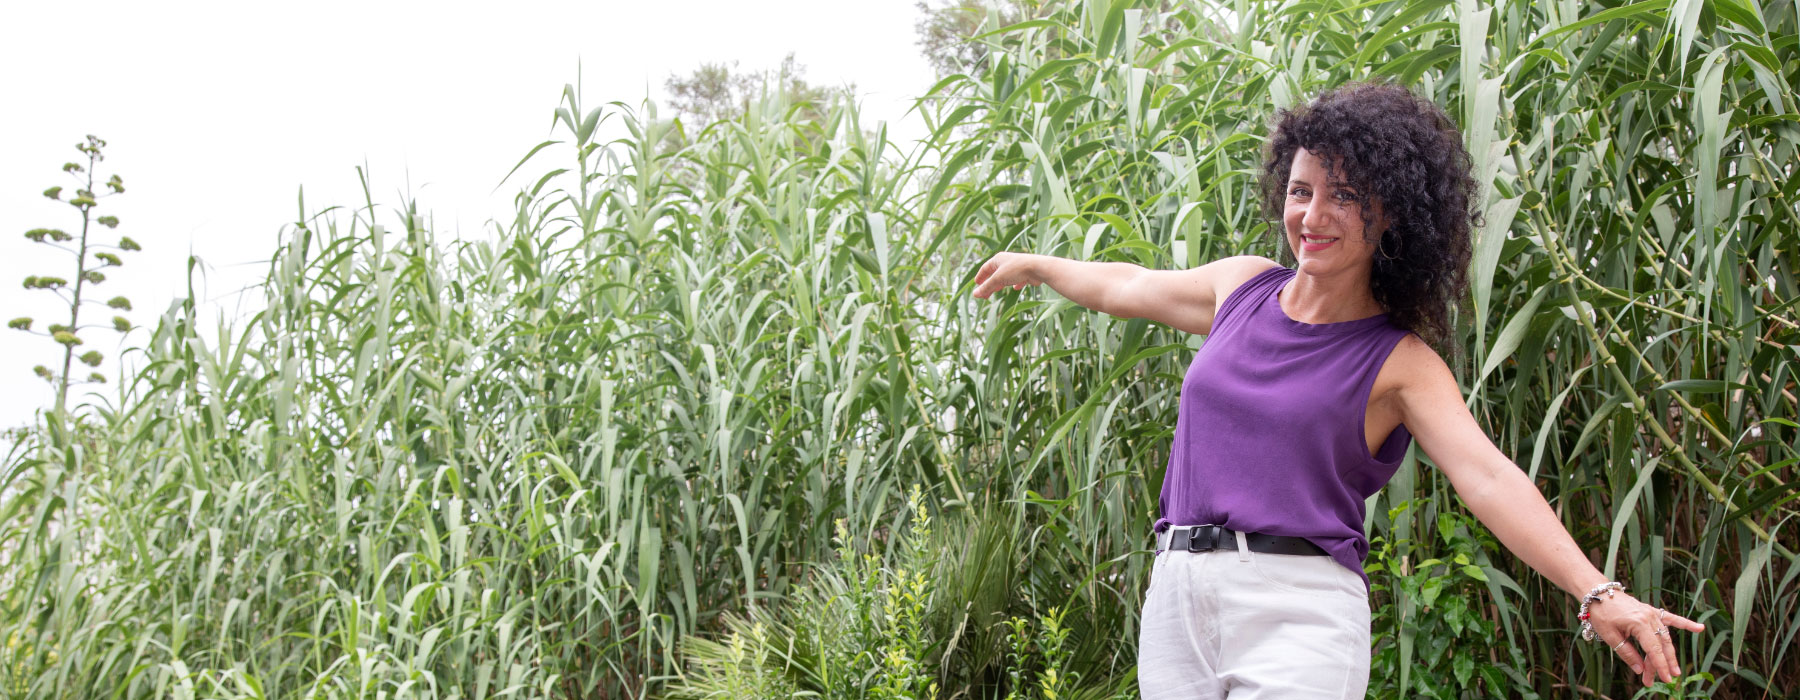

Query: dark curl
[[1259, 82, 1480, 349]]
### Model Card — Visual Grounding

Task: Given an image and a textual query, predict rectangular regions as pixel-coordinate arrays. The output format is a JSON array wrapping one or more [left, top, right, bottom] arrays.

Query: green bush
[[1, 0, 1794, 698]]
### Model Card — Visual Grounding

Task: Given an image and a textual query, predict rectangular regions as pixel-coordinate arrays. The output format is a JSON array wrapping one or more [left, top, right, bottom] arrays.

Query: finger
[[1636, 627, 1671, 684], [973, 271, 1004, 298], [1655, 623, 1681, 678], [974, 260, 997, 286], [1612, 636, 1645, 680], [1665, 611, 1706, 633]]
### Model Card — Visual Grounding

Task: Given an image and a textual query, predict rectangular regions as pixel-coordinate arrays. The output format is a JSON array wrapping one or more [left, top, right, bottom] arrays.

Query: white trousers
[[1139, 529, 1371, 699]]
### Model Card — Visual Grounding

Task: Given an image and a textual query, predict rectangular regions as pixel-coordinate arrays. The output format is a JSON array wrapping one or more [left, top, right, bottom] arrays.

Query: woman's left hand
[[1586, 591, 1706, 688]]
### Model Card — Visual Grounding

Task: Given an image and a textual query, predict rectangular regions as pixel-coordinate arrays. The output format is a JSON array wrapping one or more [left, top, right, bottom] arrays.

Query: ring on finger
[[1613, 639, 1630, 651], [1655, 626, 1669, 635]]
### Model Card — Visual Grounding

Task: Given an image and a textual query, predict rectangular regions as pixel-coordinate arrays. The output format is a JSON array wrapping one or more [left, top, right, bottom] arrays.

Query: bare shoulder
[[1375, 333, 1462, 418], [1118, 255, 1279, 335], [1204, 255, 1283, 307]]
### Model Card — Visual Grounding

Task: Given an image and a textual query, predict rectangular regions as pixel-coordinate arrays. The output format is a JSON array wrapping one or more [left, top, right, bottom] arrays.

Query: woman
[[971, 83, 1703, 698]]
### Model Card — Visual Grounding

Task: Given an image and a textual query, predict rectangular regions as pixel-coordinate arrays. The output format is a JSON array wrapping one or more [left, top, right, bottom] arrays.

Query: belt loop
[[1235, 529, 1250, 561]]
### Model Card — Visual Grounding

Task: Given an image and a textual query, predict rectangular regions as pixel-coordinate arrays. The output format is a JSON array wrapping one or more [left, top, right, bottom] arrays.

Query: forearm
[[1030, 255, 1148, 316], [1457, 462, 1608, 600]]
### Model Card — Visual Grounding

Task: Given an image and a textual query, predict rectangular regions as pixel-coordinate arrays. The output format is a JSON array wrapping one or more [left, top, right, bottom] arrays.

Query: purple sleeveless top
[[1155, 266, 1412, 589]]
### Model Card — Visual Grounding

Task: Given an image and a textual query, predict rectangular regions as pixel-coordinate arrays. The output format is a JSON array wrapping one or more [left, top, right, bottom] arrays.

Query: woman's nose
[[1300, 200, 1329, 230]]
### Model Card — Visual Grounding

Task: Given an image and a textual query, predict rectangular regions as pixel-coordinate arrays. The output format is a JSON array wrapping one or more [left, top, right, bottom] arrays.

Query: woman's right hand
[[972, 252, 1043, 299]]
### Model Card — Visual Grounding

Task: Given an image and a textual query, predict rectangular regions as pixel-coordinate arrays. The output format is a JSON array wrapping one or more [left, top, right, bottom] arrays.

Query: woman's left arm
[[1388, 336, 1704, 689]]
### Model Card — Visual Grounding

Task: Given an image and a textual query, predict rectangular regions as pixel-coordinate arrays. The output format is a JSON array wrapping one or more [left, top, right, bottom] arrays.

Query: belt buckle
[[1187, 524, 1223, 552]]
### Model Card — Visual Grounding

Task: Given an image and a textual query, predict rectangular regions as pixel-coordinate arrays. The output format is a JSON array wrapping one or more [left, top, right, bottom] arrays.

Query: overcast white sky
[[0, 1, 938, 432]]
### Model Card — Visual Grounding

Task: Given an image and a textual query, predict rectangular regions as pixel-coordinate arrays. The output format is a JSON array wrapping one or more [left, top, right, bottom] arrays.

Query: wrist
[[1566, 570, 1614, 601], [1025, 253, 1056, 283]]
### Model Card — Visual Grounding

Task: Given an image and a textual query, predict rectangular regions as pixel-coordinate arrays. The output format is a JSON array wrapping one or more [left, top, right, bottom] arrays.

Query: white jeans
[[1139, 529, 1371, 699]]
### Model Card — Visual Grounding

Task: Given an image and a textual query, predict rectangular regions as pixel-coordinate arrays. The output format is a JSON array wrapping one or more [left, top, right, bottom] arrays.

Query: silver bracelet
[[1577, 581, 1624, 642]]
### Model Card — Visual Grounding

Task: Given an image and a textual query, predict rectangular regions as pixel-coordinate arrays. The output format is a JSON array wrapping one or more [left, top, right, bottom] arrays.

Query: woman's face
[[1283, 147, 1385, 280]]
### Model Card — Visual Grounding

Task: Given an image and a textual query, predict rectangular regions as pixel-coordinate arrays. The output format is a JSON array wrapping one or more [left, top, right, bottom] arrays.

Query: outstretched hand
[[971, 252, 1042, 299], [1587, 592, 1705, 688]]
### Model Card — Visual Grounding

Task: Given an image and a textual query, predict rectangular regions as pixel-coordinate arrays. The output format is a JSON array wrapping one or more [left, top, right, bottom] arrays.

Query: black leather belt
[[1158, 524, 1327, 556]]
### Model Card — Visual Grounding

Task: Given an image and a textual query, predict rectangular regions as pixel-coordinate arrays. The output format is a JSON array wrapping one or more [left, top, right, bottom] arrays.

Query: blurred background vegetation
[[3, 0, 1796, 697]]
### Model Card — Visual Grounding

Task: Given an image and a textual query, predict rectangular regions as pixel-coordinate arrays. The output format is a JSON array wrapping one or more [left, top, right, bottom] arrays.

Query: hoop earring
[[1377, 233, 1400, 261]]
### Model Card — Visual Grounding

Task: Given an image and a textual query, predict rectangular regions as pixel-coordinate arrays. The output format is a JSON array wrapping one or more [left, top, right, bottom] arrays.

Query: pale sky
[[0, 0, 938, 432]]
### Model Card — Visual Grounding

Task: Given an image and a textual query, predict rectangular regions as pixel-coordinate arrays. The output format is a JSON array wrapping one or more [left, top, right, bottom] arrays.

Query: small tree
[[664, 53, 847, 128], [13, 135, 140, 415]]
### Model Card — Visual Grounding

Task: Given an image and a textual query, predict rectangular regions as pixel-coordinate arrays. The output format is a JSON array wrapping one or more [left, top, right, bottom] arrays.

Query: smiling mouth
[[1301, 235, 1337, 246]]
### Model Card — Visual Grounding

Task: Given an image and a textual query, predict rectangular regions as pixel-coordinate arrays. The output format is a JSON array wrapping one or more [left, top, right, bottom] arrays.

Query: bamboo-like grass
[[1, 0, 1795, 697]]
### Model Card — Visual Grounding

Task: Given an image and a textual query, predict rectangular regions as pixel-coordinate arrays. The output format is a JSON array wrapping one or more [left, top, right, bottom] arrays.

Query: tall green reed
[[1, 1, 1794, 698]]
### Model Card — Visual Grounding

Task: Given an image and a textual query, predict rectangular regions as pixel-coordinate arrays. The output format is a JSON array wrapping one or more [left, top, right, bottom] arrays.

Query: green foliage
[[664, 53, 846, 129], [1368, 501, 1531, 699], [1, 1, 1795, 699], [669, 491, 1115, 700]]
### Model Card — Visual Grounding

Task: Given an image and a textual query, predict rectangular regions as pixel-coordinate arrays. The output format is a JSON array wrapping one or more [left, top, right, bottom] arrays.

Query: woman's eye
[[1333, 191, 1359, 204], [1289, 187, 1310, 198]]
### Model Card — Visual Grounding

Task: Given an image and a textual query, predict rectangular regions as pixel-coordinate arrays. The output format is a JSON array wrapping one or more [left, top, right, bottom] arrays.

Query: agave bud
[[63, 162, 83, 173], [80, 350, 103, 367], [107, 174, 124, 193], [48, 324, 70, 334], [95, 251, 122, 266], [119, 237, 141, 251], [33, 365, 52, 380], [43, 186, 62, 200], [71, 194, 97, 207], [51, 230, 72, 242], [106, 296, 132, 311], [98, 215, 120, 229], [112, 316, 130, 332], [26, 276, 66, 290], [25, 229, 51, 242], [7, 317, 29, 331], [87, 372, 105, 383], [53, 331, 82, 346], [83, 270, 105, 284]]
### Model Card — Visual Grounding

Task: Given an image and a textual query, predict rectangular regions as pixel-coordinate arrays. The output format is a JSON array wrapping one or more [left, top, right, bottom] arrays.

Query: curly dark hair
[[1259, 82, 1480, 349]]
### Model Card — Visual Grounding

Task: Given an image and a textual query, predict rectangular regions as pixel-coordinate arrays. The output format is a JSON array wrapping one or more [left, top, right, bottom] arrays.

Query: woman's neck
[[1280, 267, 1384, 324]]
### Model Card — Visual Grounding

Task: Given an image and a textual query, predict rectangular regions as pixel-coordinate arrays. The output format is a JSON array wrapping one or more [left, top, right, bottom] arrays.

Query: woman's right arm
[[971, 252, 1279, 335]]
